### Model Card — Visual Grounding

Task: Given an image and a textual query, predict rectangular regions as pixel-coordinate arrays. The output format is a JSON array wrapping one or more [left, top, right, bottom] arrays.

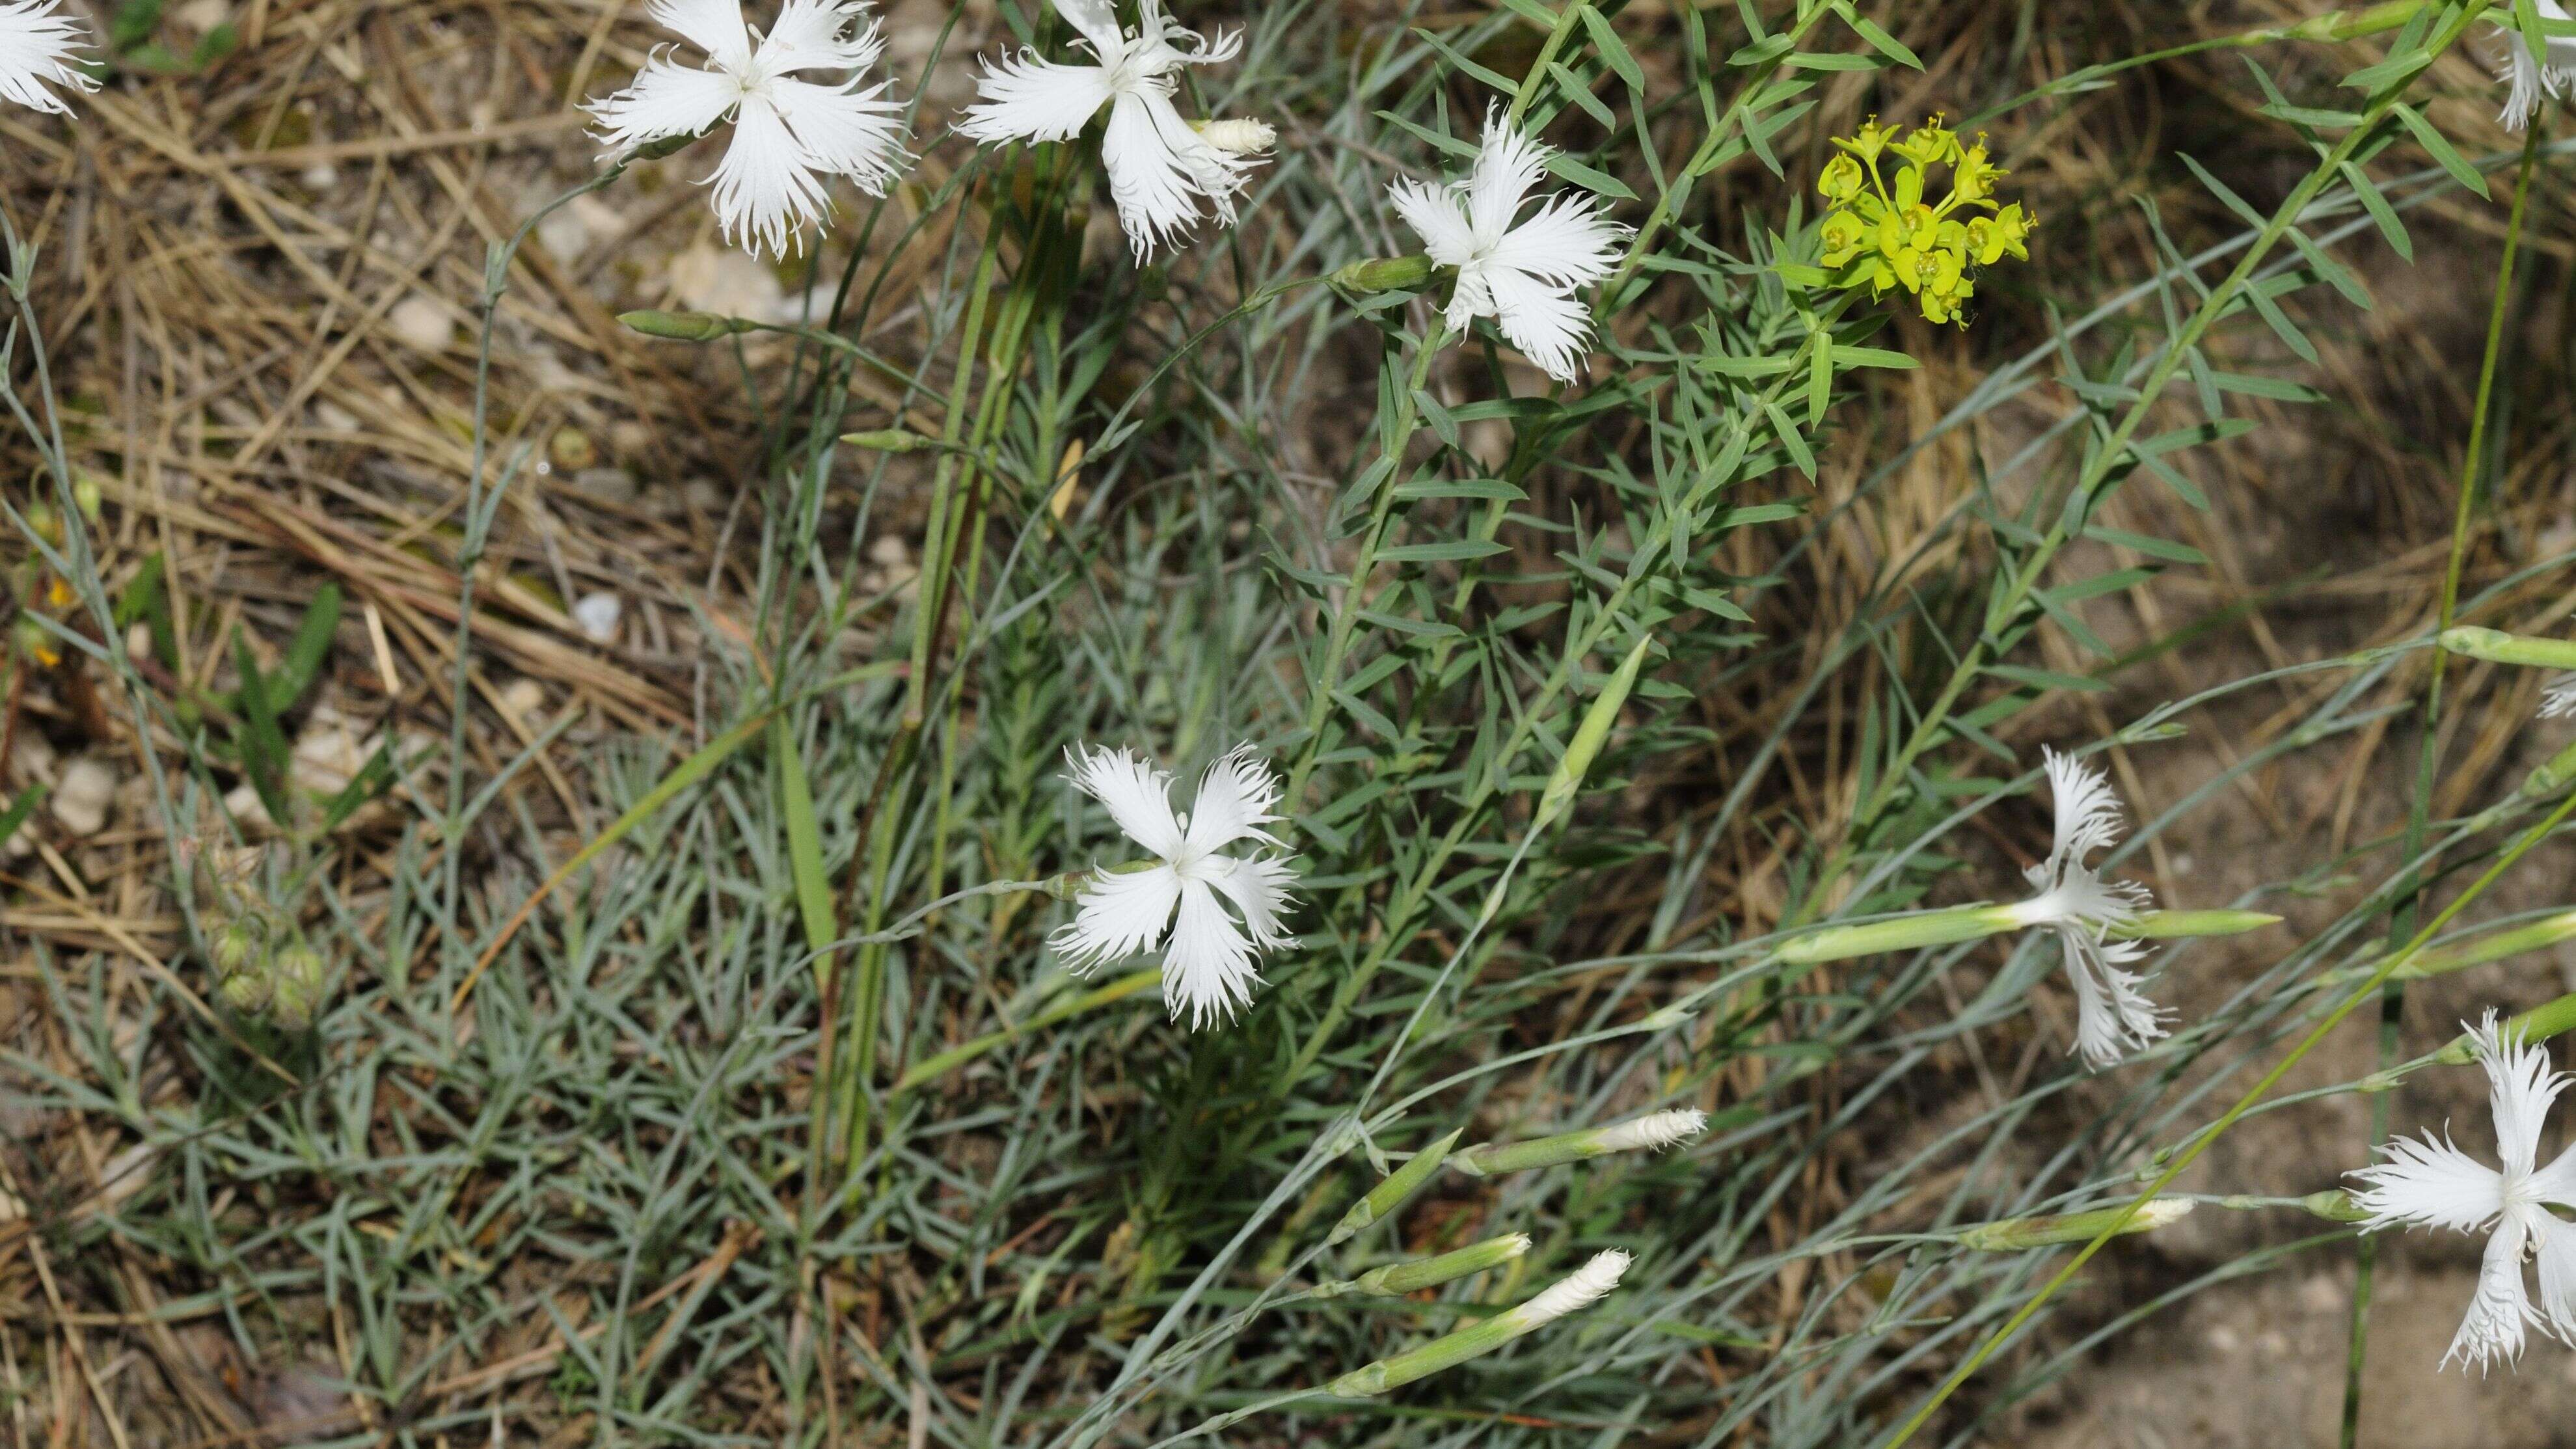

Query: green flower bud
[[1955, 1196, 2193, 1251], [2437, 625, 2576, 670], [839, 429, 936, 453], [1449, 1108, 1705, 1178], [1318, 1234, 1532, 1298], [618, 310, 760, 343], [1325, 1250, 1630, 1397], [1327, 1128, 1463, 1246], [1328, 254, 1437, 299]]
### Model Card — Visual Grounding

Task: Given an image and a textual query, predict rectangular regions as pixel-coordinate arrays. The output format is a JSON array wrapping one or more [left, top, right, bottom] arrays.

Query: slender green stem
[[1282, 318, 1450, 806], [2339, 107, 2542, 1449]]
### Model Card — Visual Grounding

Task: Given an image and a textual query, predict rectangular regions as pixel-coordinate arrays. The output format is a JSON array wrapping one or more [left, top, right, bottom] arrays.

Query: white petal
[[0, 0, 90, 113], [2040, 746, 2126, 863], [757, 0, 880, 72], [957, 52, 1111, 143], [768, 75, 908, 195], [1465, 107, 1549, 251], [703, 94, 833, 258], [1481, 263, 1594, 383], [1208, 854, 1297, 949], [2445, 1209, 2536, 1372], [1183, 744, 1284, 856], [2534, 1212, 2576, 1345], [1487, 192, 1627, 288], [1443, 262, 1495, 334], [1100, 87, 1246, 259], [2530, 1135, 2576, 1208], [2467, 1010, 2567, 1178], [1508, 1249, 1630, 1328], [1388, 177, 1478, 267], [1592, 1108, 1707, 1154], [586, 57, 741, 154], [2349, 1130, 2506, 1235], [1162, 879, 1260, 1029], [2541, 674, 2576, 720], [1063, 744, 1186, 860], [2057, 925, 2167, 1069], [1050, 0, 1128, 58], [1051, 863, 1182, 971], [2492, 0, 2576, 130], [648, 0, 752, 72], [1135, 0, 1240, 68]]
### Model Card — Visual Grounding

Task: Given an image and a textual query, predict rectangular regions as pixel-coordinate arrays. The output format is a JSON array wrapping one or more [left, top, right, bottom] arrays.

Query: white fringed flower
[[1506, 1249, 1631, 1329], [1997, 747, 2165, 1069], [2350, 1012, 2576, 1372], [586, 0, 908, 259], [1590, 1108, 1707, 1154], [2496, 0, 2576, 131], [1388, 107, 1630, 383], [0, 0, 94, 114], [1052, 742, 1297, 1028], [2541, 675, 2576, 720], [958, 0, 1258, 260]]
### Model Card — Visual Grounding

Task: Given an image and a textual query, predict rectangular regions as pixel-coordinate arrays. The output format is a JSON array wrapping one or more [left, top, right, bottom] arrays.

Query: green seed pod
[[269, 943, 327, 1031], [218, 968, 273, 1014], [208, 917, 260, 979]]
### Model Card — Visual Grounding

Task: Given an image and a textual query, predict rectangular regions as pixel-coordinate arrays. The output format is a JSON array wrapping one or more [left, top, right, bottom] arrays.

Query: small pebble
[[498, 678, 545, 722], [50, 757, 115, 836], [572, 592, 622, 644], [568, 467, 640, 509], [387, 295, 454, 354]]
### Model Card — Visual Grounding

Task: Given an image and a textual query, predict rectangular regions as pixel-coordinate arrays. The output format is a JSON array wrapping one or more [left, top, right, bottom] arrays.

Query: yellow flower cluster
[[1815, 116, 2033, 327]]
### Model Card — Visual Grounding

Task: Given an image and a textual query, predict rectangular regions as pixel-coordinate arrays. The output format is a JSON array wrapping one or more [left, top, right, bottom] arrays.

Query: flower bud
[[1317, 1233, 1532, 1298], [1955, 1196, 2193, 1251], [839, 428, 936, 453], [1327, 1127, 1463, 1245], [1449, 1108, 1705, 1178], [1192, 117, 1275, 156], [2437, 625, 2576, 670], [1323, 1250, 1630, 1397], [1327, 254, 1437, 299], [618, 309, 759, 343]]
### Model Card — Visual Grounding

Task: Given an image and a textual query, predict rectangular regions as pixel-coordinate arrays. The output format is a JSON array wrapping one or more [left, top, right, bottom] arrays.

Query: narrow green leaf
[[773, 714, 839, 975]]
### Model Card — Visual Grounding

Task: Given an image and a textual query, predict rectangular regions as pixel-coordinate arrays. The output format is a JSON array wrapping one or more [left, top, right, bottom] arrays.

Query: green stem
[[1282, 318, 1450, 806], [2340, 105, 2542, 1449]]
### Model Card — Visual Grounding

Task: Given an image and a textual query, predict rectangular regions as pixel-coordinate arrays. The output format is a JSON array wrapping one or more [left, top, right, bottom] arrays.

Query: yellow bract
[[1811, 115, 2031, 327]]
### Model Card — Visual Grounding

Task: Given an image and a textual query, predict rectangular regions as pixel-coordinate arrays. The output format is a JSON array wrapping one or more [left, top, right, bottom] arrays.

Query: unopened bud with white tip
[[1194, 117, 1277, 156]]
